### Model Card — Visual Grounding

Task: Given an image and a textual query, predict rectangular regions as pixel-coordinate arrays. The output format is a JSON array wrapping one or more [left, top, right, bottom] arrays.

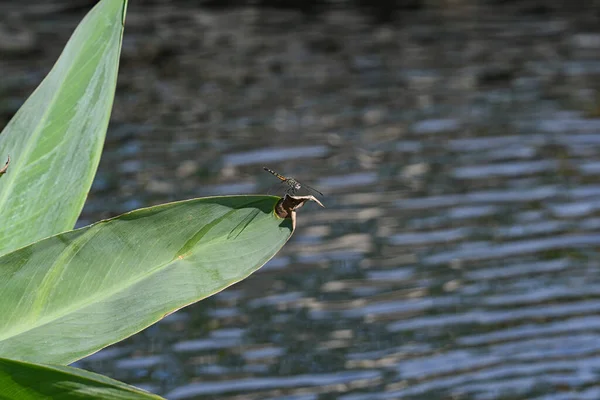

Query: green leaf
[[0, 356, 164, 399], [0, 0, 127, 256], [0, 196, 292, 365]]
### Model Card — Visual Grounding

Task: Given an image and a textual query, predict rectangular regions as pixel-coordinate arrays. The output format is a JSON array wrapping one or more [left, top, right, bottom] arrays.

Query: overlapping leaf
[[0, 356, 163, 400], [0, 0, 127, 256]]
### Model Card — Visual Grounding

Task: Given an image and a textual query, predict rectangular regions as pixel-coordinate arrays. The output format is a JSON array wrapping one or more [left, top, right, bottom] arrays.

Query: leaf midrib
[[0, 204, 254, 343]]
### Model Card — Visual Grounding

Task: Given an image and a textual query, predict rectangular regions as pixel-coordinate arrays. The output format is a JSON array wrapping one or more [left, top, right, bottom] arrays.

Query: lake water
[[3, 2, 600, 399]]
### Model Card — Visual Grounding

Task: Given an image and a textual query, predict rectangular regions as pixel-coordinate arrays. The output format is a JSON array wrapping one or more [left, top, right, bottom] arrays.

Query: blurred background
[[3, 0, 600, 398]]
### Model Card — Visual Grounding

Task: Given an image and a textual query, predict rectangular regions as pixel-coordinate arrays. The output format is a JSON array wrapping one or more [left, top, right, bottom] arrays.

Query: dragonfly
[[263, 167, 323, 197]]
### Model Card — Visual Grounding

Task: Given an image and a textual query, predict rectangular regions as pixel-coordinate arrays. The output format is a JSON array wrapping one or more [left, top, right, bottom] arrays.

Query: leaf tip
[[274, 194, 324, 230]]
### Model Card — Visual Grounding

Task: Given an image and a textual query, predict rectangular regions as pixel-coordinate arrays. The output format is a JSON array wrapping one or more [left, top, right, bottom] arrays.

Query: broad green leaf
[[0, 0, 127, 256], [0, 356, 163, 400], [0, 196, 292, 365]]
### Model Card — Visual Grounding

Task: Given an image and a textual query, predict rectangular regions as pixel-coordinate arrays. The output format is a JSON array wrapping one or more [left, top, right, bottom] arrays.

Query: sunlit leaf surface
[[0, 196, 292, 365], [0, 0, 127, 256]]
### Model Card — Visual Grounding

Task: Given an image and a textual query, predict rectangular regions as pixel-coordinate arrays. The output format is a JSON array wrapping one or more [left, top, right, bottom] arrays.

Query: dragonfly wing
[[302, 183, 324, 197], [266, 181, 287, 196]]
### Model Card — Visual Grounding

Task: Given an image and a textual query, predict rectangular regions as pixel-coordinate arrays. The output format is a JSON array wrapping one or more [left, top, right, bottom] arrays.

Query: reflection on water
[[224, 146, 329, 167], [5, 1, 600, 399]]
